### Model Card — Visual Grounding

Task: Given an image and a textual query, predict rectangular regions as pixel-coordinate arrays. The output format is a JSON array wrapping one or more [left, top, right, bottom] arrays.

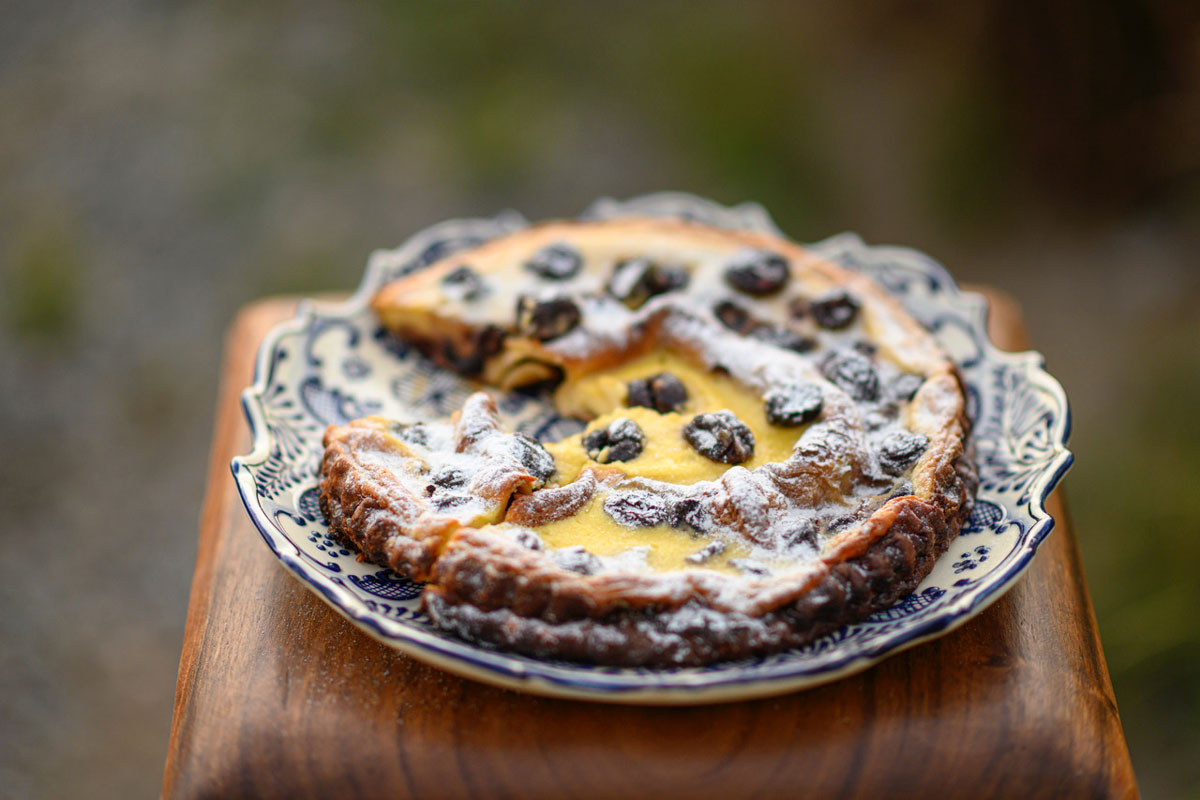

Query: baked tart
[[319, 218, 976, 666]]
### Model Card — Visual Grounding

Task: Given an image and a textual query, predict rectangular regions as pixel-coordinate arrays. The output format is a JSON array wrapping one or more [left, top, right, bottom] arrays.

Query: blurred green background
[[1, 2, 1197, 797]]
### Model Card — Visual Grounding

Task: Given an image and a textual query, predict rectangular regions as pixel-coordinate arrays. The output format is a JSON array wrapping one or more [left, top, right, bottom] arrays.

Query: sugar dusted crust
[[319, 217, 976, 666], [425, 450, 974, 666]]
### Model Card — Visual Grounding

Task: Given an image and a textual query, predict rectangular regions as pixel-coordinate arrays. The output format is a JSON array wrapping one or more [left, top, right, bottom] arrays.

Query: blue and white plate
[[232, 192, 1072, 704]]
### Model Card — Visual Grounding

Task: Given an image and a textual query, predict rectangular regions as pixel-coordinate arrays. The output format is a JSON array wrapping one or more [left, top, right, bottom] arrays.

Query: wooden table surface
[[162, 291, 1138, 800]]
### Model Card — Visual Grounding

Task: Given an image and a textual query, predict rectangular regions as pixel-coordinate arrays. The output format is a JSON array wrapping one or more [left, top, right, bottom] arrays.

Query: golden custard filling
[[529, 498, 752, 574], [517, 350, 809, 574], [546, 350, 798, 485], [357, 345, 926, 578]]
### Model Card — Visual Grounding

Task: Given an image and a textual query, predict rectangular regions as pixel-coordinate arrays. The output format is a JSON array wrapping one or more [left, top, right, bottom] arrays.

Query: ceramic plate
[[231, 192, 1072, 704]]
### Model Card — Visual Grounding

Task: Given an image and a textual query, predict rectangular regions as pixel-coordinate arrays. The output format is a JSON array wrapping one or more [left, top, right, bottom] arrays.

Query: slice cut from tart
[[319, 217, 976, 666]]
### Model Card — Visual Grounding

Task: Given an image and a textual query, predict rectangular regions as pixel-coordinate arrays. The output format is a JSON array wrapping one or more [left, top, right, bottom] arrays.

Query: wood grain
[[162, 291, 1138, 800]]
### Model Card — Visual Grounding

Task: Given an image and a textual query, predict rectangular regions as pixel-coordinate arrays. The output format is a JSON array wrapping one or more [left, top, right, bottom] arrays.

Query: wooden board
[[162, 290, 1138, 800]]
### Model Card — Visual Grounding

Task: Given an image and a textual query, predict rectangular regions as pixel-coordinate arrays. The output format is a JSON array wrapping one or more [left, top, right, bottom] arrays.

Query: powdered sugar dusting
[[362, 219, 961, 583]]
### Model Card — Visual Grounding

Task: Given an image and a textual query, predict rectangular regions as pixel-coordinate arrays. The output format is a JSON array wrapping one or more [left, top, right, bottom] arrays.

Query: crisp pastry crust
[[319, 217, 976, 666]]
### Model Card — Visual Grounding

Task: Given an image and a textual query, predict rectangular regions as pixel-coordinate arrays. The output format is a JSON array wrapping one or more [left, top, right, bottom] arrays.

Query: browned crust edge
[[318, 426, 451, 582], [417, 432, 976, 667], [426, 446, 976, 667], [318, 405, 976, 666]]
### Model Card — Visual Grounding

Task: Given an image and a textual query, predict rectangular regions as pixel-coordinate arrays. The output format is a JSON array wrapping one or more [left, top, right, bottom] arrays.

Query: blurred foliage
[[924, 80, 1015, 232], [3, 214, 83, 347], [202, 2, 845, 232], [252, 241, 353, 298], [1074, 309, 1200, 795]]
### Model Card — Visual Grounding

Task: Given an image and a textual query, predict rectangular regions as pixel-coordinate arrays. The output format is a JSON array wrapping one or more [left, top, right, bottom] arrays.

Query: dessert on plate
[[318, 217, 976, 666]]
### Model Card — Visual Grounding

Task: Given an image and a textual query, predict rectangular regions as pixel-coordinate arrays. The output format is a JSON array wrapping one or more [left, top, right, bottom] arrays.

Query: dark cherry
[[810, 290, 861, 329], [603, 490, 672, 528], [827, 512, 863, 534], [820, 350, 879, 401], [723, 249, 791, 295], [524, 241, 583, 280], [713, 299, 754, 333], [671, 497, 709, 533], [879, 431, 929, 475], [582, 418, 646, 463], [555, 546, 601, 575], [764, 383, 824, 426], [514, 529, 545, 551], [607, 258, 689, 308], [626, 372, 689, 413], [430, 466, 467, 489], [391, 422, 430, 447], [433, 495, 471, 511], [891, 373, 924, 402], [440, 264, 486, 301], [477, 324, 507, 358], [515, 296, 581, 341], [782, 519, 820, 549], [683, 411, 755, 464], [511, 433, 556, 481], [441, 324, 507, 376], [752, 325, 818, 354]]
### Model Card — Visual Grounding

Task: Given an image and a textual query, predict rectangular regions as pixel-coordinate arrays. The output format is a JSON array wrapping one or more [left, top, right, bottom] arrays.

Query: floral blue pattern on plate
[[231, 192, 1072, 703]]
